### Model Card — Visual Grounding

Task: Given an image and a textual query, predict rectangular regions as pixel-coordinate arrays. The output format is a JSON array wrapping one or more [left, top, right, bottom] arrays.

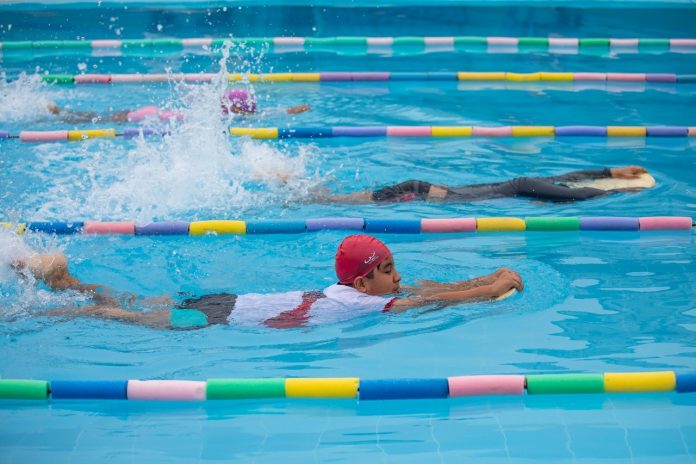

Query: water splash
[[0, 73, 63, 122], [0, 230, 88, 318], [28, 43, 324, 222]]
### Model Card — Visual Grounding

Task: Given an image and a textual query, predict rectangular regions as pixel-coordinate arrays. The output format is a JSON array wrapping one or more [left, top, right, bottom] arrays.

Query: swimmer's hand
[[610, 166, 648, 179], [286, 104, 311, 115], [483, 269, 523, 297], [47, 103, 61, 115]]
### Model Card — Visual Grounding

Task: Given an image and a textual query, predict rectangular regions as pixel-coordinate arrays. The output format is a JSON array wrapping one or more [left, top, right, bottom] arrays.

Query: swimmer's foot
[[12, 254, 76, 290], [47, 103, 61, 115], [286, 104, 311, 115]]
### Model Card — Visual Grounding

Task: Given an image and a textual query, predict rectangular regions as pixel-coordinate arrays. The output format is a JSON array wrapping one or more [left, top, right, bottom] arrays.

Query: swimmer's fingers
[[612, 166, 648, 179], [513, 274, 524, 291], [497, 270, 523, 292]]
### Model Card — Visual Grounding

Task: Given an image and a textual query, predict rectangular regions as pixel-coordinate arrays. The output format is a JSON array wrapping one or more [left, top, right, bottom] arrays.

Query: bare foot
[[47, 103, 61, 115], [14, 254, 75, 290], [427, 185, 448, 200], [286, 104, 311, 115]]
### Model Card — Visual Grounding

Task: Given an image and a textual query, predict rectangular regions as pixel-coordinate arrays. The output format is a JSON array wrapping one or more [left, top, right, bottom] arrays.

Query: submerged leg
[[45, 304, 172, 329]]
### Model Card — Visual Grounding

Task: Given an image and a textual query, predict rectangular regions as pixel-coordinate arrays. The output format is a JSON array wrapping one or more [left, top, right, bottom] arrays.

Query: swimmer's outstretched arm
[[543, 166, 648, 183], [400, 268, 517, 298], [390, 269, 523, 313]]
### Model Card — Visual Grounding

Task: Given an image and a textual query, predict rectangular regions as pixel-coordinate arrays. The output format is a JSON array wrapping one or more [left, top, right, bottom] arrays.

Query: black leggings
[[372, 177, 607, 203]]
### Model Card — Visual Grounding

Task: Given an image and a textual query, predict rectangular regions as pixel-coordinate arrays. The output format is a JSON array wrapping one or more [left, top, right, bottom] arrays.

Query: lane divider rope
[[1, 371, 694, 401], [1, 126, 695, 142], [29, 71, 696, 84], [2, 36, 695, 57], [1, 217, 693, 236]]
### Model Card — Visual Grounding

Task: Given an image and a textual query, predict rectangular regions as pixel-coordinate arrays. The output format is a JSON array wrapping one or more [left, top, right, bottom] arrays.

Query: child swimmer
[[14, 235, 523, 330], [46, 89, 310, 124], [318, 166, 651, 204]]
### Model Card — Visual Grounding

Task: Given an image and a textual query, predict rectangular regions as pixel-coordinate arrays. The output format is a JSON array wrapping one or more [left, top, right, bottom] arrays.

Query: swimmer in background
[[13, 235, 523, 330], [315, 166, 651, 204], [46, 89, 311, 124]]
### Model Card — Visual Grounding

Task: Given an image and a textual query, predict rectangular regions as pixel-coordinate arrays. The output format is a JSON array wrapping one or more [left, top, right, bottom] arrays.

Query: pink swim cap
[[222, 89, 257, 114]]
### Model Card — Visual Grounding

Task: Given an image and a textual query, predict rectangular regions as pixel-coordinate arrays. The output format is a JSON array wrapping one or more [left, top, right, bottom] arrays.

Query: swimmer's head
[[335, 235, 400, 295], [222, 89, 257, 115]]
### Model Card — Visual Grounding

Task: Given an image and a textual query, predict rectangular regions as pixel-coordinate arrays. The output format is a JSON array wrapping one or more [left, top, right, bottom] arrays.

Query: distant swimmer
[[316, 166, 653, 204], [12, 235, 522, 330], [46, 89, 311, 123]]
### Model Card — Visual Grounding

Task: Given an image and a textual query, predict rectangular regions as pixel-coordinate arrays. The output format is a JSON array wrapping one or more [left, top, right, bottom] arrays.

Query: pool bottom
[[1, 394, 694, 463]]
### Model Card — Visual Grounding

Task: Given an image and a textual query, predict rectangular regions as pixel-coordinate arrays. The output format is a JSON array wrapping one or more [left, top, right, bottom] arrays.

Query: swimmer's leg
[[307, 187, 375, 204], [311, 180, 436, 204], [109, 110, 131, 122], [45, 304, 172, 329]]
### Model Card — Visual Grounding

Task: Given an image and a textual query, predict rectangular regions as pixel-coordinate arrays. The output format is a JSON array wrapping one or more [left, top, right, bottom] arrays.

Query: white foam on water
[[0, 73, 64, 122], [29, 44, 325, 222]]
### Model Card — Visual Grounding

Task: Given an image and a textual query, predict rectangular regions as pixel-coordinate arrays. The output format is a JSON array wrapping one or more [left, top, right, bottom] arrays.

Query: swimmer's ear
[[353, 276, 368, 293]]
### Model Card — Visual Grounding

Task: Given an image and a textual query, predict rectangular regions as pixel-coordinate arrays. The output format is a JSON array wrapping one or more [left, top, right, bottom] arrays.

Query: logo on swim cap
[[335, 235, 391, 284], [363, 251, 378, 265]]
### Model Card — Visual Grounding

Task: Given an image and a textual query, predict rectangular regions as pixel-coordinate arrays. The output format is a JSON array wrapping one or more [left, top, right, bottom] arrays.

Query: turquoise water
[[1, 2, 695, 463]]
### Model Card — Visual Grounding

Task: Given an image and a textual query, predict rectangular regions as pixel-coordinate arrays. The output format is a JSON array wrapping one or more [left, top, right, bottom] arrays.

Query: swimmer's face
[[354, 255, 401, 296]]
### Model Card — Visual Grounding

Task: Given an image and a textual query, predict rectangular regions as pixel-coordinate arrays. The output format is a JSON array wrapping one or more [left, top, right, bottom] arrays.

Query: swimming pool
[[1, 1, 695, 462]]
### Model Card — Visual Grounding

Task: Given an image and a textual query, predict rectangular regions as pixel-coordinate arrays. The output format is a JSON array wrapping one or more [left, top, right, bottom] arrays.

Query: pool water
[[1, 2, 695, 463]]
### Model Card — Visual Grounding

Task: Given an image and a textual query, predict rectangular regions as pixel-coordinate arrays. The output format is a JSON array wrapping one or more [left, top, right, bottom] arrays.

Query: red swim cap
[[335, 235, 391, 284]]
